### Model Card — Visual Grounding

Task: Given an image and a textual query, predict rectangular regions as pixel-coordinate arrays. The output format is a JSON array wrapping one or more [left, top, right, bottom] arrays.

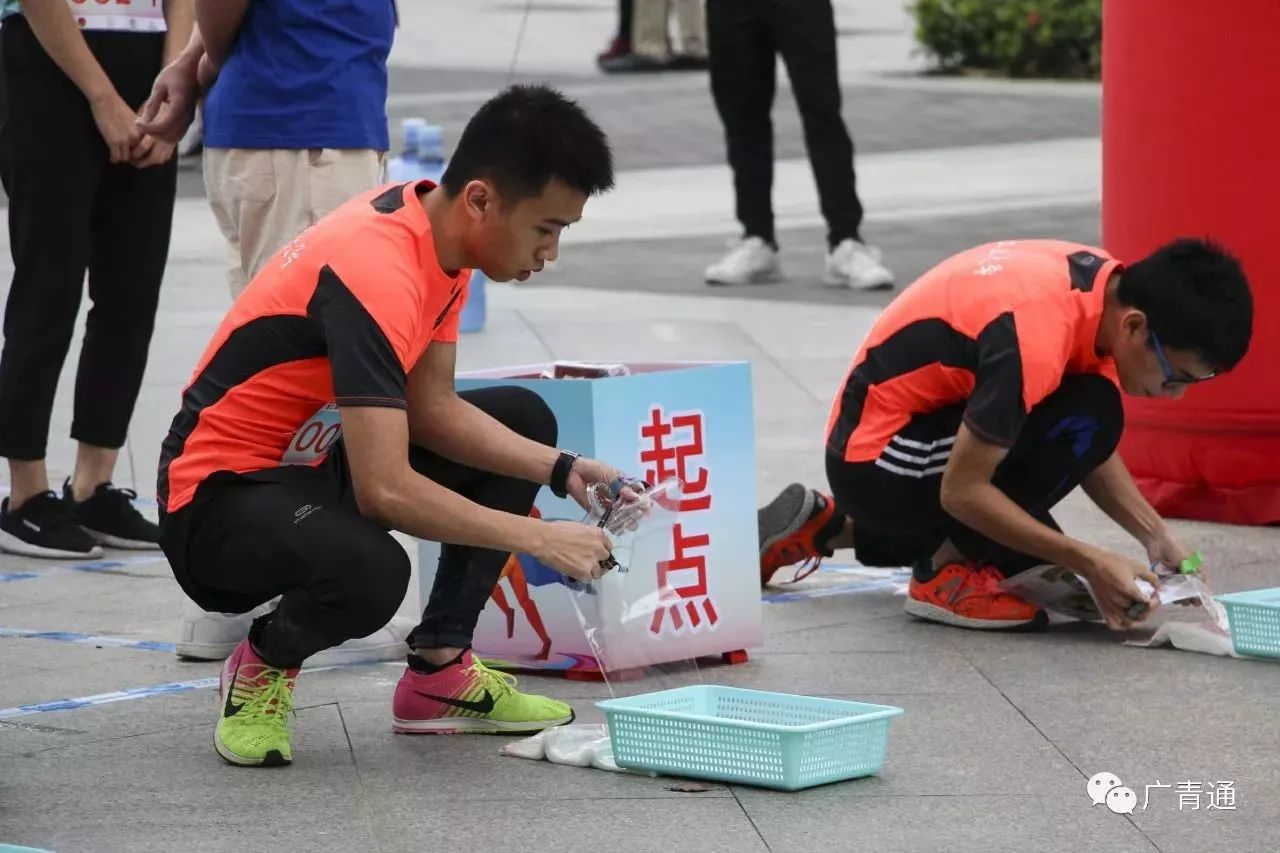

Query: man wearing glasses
[[757, 238, 1253, 631]]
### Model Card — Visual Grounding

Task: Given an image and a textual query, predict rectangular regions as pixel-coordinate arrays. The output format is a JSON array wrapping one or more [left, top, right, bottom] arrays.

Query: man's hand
[[129, 134, 176, 169], [529, 521, 615, 583], [1083, 547, 1161, 630], [90, 90, 143, 164], [1145, 528, 1194, 573], [564, 456, 635, 512], [137, 53, 201, 144]]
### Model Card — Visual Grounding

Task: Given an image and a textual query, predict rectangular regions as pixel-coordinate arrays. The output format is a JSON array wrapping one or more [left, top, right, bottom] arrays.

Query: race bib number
[[281, 403, 343, 466], [67, 0, 167, 33]]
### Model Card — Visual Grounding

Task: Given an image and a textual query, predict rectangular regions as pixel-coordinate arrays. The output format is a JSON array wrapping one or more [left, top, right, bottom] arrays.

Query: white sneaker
[[174, 601, 265, 660], [705, 236, 783, 285], [824, 238, 895, 290], [174, 599, 415, 666]]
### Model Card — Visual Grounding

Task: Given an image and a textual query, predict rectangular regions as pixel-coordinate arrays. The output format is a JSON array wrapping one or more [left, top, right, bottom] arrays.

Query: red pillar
[[1102, 0, 1280, 524]]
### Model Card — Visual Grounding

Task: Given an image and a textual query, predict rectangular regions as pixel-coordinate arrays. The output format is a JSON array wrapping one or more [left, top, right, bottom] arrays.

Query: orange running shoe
[[758, 484, 839, 585], [905, 562, 1046, 629]]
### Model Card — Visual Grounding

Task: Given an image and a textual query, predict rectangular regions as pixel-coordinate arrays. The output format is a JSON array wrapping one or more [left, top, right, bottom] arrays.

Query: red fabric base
[[1103, 0, 1280, 524]]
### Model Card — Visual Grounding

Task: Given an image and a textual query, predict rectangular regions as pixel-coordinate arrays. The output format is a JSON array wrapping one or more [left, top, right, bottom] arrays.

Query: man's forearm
[[411, 394, 559, 486], [162, 0, 196, 64], [944, 482, 1097, 574], [19, 0, 113, 102], [194, 0, 247, 67], [1082, 451, 1166, 546], [367, 466, 546, 555]]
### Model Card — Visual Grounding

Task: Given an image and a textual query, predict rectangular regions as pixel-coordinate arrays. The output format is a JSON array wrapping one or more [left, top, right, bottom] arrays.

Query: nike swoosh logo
[[416, 689, 495, 714], [223, 667, 245, 718]]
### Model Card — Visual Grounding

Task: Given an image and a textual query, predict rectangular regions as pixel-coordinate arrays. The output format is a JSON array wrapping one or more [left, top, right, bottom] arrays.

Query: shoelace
[[774, 540, 824, 584], [235, 666, 296, 728], [966, 565, 1008, 597], [465, 660, 517, 700], [99, 484, 140, 506]]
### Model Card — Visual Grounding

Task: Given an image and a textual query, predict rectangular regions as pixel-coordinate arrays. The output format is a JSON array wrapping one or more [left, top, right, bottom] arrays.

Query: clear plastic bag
[[566, 477, 706, 696]]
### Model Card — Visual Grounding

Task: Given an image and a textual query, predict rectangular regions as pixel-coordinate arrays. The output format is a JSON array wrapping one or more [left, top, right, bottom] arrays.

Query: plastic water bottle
[[387, 118, 487, 333]]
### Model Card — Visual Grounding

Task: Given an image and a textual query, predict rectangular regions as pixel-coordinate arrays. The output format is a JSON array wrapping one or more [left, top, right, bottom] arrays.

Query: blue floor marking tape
[[762, 565, 911, 604], [0, 555, 168, 583], [0, 676, 221, 719], [0, 665, 341, 720], [0, 628, 174, 653]]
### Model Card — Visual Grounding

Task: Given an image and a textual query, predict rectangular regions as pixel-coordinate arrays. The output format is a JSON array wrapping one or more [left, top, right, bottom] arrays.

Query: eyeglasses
[[1149, 331, 1217, 389]]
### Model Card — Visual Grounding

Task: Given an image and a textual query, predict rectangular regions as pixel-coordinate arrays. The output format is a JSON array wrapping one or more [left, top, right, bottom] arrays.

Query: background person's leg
[[708, 0, 777, 246], [0, 18, 104, 558], [771, 0, 861, 250], [704, 0, 784, 284], [631, 0, 672, 62], [672, 0, 708, 61], [771, 0, 893, 289], [307, 148, 387, 223]]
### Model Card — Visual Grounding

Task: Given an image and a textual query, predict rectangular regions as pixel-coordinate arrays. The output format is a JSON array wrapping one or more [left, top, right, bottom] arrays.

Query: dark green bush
[[909, 0, 1103, 79]]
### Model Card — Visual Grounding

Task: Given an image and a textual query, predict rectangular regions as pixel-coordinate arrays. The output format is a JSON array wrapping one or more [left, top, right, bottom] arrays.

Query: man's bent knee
[[338, 539, 411, 639], [461, 386, 558, 447]]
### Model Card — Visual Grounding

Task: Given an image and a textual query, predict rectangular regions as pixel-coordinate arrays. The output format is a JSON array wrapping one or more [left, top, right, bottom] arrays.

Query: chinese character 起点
[[639, 406, 710, 512], [649, 523, 717, 635]]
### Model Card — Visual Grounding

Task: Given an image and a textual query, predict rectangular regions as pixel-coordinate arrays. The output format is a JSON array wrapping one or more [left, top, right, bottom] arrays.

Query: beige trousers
[[204, 148, 388, 298], [633, 0, 707, 61]]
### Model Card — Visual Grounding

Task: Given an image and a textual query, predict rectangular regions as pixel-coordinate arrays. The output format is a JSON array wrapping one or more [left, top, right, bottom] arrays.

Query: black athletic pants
[[159, 387, 556, 669], [828, 375, 1123, 576], [707, 0, 863, 249], [0, 17, 176, 460], [618, 0, 634, 43]]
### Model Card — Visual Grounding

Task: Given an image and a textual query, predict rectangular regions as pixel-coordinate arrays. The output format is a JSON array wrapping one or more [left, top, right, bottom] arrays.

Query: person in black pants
[[703, 0, 894, 290], [156, 86, 626, 767], [0, 1, 188, 559], [168, 388, 557, 664], [757, 238, 1252, 632]]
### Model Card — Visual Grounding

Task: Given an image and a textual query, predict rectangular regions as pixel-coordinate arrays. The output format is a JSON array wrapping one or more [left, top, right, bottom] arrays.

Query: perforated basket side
[[1219, 589, 1280, 659]]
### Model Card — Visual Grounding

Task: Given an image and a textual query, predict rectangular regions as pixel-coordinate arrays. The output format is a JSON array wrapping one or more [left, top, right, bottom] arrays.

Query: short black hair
[[1117, 237, 1253, 372], [441, 84, 614, 203]]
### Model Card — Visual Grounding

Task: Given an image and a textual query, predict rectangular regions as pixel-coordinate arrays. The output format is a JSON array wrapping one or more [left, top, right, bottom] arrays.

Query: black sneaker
[[64, 481, 161, 550], [0, 492, 104, 559]]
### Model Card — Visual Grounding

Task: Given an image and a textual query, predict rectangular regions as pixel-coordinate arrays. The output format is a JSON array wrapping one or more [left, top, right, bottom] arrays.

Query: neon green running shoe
[[215, 637, 299, 766], [392, 650, 574, 734]]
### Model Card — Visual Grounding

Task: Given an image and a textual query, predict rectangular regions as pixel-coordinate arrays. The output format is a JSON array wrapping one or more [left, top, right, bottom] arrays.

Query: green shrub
[[909, 0, 1103, 79]]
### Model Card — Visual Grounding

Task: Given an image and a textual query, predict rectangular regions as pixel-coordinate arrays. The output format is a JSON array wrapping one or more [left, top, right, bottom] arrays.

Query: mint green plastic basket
[[1217, 588, 1280, 659], [596, 685, 903, 791]]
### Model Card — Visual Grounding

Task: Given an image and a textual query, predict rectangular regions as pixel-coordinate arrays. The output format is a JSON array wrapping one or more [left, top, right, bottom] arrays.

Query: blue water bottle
[[387, 119, 487, 333]]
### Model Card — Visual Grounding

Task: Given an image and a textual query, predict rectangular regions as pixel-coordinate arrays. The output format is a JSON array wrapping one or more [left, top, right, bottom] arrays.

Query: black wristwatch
[[549, 449, 580, 499]]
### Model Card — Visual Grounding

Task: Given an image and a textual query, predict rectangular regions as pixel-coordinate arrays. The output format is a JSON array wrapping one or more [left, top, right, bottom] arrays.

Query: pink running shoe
[[392, 650, 573, 735]]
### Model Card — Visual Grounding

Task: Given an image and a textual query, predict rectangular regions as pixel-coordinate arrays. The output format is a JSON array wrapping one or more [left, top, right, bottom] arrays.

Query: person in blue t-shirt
[[137, 0, 411, 668], [139, 0, 396, 298]]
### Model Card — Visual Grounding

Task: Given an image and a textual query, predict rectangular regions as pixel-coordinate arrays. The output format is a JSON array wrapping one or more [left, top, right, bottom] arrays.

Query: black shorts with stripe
[[825, 374, 1123, 576]]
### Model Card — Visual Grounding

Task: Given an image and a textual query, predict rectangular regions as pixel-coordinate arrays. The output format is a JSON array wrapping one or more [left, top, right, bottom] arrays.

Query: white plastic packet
[[500, 724, 623, 772], [1000, 563, 1241, 657]]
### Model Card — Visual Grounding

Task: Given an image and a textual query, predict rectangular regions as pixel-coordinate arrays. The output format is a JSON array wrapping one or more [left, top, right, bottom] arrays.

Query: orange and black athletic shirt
[[158, 181, 469, 515], [826, 240, 1123, 463]]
